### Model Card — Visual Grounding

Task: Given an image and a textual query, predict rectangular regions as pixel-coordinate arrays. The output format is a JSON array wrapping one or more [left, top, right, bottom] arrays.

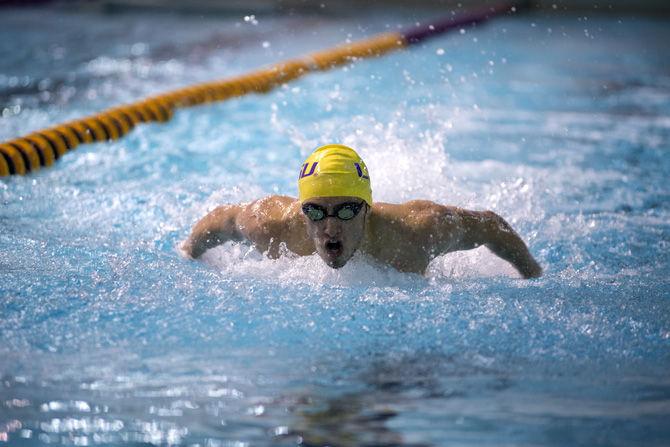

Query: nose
[[322, 217, 341, 238]]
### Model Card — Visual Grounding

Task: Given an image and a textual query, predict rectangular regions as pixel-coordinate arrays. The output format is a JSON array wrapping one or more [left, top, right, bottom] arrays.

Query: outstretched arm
[[181, 205, 244, 259], [453, 209, 543, 278]]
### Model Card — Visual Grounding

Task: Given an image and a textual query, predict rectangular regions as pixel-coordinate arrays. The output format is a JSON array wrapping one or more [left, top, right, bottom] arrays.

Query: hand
[[520, 257, 543, 279]]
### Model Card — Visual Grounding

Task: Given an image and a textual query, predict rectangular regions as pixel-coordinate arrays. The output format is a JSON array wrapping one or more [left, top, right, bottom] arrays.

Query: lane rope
[[0, 2, 519, 177]]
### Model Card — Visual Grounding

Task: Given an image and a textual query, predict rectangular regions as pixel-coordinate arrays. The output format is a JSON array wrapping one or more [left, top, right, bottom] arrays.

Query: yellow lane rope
[[1, 1, 520, 177], [0, 32, 404, 177]]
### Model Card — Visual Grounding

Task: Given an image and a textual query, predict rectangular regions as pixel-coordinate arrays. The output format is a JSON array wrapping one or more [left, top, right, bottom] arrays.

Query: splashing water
[[1, 7, 669, 447]]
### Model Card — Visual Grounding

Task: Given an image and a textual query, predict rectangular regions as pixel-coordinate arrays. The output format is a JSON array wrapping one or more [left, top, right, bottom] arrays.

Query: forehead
[[303, 196, 360, 207]]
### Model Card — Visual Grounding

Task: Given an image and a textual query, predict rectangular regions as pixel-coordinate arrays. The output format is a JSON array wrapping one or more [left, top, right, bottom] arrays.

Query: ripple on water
[[1, 9, 669, 447]]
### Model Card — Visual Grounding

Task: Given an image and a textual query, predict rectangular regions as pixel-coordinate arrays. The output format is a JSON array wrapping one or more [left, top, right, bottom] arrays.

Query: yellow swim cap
[[298, 144, 372, 205]]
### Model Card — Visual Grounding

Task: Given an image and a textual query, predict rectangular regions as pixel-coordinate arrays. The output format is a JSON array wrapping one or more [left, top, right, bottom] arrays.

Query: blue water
[[1, 6, 670, 446]]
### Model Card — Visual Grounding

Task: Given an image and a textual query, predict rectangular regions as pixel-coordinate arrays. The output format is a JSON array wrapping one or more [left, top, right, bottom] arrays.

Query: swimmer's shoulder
[[370, 200, 466, 247], [238, 195, 300, 234], [236, 195, 308, 252], [371, 200, 460, 222], [241, 195, 297, 217]]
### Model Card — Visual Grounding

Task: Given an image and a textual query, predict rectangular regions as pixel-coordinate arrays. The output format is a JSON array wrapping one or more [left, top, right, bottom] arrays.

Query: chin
[[324, 258, 346, 269], [328, 261, 347, 269], [321, 253, 350, 269]]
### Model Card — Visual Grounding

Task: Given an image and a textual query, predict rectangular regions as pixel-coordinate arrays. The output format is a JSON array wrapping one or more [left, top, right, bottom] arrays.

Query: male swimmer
[[182, 144, 542, 278]]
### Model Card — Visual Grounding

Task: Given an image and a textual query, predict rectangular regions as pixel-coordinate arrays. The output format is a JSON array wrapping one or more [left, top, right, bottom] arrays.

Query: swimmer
[[182, 144, 542, 278]]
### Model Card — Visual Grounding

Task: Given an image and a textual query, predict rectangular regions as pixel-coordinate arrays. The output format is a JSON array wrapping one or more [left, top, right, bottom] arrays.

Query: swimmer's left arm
[[446, 208, 543, 279]]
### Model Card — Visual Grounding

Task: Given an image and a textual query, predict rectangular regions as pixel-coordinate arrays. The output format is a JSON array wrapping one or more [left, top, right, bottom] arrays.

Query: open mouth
[[325, 240, 342, 254]]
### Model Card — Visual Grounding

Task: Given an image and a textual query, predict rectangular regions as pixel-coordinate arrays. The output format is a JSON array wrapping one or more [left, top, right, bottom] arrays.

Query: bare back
[[363, 200, 467, 273]]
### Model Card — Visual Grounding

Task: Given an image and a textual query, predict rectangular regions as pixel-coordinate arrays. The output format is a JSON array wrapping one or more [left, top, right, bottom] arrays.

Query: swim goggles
[[301, 201, 365, 222]]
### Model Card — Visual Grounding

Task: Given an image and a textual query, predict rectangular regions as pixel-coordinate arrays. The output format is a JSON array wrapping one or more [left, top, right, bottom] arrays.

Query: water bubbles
[[1, 105, 22, 117], [262, 41, 270, 48], [37, 78, 51, 91], [436, 48, 445, 56], [274, 426, 289, 435], [41, 401, 65, 412], [130, 42, 148, 56], [51, 46, 66, 60], [208, 388, 243, 398], [5, 399, 30, 408], [249, 405, 265, 416], [73, 401, 91, 413], [243, 14, 258, 25]]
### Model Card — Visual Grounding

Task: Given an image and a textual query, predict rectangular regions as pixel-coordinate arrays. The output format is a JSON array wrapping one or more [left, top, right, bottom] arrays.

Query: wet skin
[[302, 198, 368, 269], [182, 195, 543, 278]]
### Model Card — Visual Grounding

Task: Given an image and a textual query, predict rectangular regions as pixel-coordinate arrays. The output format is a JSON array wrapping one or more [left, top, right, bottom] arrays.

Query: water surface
[[1, 6, 669, 446]]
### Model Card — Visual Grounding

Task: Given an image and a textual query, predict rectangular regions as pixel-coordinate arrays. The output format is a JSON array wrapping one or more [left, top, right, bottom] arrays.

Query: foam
[[200, 242, 427, 289]]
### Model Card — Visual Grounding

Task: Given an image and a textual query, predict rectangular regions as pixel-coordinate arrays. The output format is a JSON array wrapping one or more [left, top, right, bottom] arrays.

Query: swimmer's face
[[302, 196, 368, 269]]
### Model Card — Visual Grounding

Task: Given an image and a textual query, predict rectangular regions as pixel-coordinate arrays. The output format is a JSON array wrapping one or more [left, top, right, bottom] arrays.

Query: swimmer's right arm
[[182, 205, 244, 259]]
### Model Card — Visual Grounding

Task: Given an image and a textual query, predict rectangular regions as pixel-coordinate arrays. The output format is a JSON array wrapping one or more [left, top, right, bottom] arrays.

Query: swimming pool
[[1, 5, 669, 446]]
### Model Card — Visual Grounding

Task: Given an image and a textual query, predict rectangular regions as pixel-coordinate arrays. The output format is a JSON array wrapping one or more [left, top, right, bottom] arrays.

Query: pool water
[[1, 6, 669, 446]]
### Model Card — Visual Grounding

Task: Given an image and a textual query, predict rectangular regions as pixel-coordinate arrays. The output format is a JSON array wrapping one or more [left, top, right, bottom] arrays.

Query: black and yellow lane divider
[[0, 2, 519, 177]]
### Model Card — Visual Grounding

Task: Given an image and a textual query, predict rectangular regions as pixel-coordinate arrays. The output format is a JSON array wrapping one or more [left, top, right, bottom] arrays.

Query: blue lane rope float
[[0, 1, 521, 177]]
